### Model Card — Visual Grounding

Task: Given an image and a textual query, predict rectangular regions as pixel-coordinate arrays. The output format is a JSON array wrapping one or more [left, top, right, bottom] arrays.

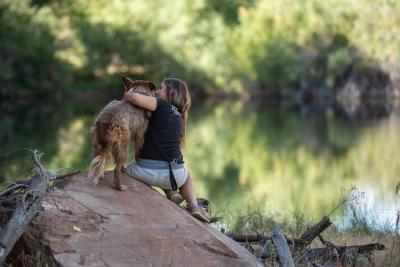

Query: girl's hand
[[123, 92, 132, 102]]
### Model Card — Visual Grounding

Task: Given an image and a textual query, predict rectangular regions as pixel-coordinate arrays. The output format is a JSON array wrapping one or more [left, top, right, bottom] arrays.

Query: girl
[[123, 78, 210, 223]]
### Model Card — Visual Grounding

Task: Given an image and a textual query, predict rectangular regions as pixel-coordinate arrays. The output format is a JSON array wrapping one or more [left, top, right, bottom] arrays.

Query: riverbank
[[222, 206, 399, 266]]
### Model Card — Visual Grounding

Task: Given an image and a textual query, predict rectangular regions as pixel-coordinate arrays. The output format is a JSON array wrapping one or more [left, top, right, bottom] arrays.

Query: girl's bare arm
[[123, 92, 157, 111]]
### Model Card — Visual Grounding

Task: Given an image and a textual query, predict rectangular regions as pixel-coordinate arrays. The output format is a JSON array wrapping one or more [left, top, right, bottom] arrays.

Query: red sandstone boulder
[[12, 171, 260, 267]]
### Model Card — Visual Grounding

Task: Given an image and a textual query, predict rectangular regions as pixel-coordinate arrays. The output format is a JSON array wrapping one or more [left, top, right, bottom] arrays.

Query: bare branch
[[271, 225, 295, 267], [0, 184, 28, 197], [0, 149, 50, 265]]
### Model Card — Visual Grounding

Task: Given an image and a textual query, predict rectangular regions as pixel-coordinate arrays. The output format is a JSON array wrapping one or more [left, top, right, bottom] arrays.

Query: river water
[[1, 97, 399, 231]]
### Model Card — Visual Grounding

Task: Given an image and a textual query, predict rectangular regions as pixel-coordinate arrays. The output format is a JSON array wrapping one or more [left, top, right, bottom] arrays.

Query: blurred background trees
[[0, 0, 399, 96]]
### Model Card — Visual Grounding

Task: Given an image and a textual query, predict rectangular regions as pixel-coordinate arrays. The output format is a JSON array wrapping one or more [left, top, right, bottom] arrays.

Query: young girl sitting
[[123, 78, 210, 223]]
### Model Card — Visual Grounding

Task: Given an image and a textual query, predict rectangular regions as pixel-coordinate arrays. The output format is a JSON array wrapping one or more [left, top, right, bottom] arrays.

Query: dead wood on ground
[[225, 216, 385, 266]]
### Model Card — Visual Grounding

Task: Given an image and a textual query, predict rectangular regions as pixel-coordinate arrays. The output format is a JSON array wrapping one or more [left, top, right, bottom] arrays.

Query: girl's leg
[[179, 172, 210, 223], [179, 172, 197, 206]]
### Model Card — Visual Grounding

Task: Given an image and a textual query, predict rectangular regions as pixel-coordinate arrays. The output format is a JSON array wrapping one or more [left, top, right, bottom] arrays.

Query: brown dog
[[87, 77, 155, 191]]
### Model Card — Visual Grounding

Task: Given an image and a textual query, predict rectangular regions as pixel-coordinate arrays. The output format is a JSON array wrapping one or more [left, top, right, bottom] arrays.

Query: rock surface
[[17, 171, 260, 267]]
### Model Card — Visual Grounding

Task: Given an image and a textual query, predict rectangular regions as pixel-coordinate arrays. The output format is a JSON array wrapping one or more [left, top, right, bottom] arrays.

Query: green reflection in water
[[185, 101, 400, 226], [1, 99, 399, 228]]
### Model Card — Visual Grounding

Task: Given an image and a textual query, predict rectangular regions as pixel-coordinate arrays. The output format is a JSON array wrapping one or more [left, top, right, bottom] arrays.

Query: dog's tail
[[87, 127, 112, 185], [87, 153, 111, 185]]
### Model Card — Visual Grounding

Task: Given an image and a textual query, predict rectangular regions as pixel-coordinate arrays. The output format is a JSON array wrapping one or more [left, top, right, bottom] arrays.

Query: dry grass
[[310, 228, 399, 266]]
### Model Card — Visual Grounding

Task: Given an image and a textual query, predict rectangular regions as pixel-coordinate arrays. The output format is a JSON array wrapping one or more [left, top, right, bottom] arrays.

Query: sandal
[[190, 206, 211, 223]]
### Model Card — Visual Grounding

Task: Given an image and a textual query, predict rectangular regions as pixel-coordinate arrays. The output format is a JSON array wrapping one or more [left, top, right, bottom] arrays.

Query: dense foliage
[[0, 0, 399, 95]]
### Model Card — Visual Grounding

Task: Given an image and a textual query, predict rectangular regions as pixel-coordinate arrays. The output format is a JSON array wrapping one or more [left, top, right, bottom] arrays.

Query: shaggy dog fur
[[87, 77, 155, 191]]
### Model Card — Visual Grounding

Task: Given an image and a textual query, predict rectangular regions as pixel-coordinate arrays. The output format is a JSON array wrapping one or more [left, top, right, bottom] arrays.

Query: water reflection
[[0, 98, 399, 230], [334, 98, 400, 120], [186, 100, 400, 230]]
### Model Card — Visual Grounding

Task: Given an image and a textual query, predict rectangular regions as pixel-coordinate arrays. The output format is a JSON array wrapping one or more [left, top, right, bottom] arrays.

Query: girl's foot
[[189, 206, 211, 223]]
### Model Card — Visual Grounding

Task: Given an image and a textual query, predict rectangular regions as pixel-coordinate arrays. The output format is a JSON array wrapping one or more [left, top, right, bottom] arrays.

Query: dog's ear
[[147, 81, 156, 91], [122, 76, 135, 91]]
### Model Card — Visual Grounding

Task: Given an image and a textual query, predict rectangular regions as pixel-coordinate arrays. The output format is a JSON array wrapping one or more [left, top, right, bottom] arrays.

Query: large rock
[[14, 171, 260, 267]]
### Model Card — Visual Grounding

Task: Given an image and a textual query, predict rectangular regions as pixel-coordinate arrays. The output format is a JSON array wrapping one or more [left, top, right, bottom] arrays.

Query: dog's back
[[94, 100, 146, 133]]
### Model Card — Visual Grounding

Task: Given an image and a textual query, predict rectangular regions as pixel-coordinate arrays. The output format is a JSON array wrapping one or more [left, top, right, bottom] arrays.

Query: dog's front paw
[[120, 184, 128, 191], [113, 184, 127, 191]]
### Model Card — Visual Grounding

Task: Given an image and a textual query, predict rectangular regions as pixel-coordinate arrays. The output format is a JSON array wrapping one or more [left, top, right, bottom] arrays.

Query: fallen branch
[[0, 150, 50, 265], [0, 184, 29, 197], [299, 216, 332, 244], [318, 234, 385, 255], [0, 170, 80, 197], [271, 225, 295, 267], [294, 216, 332, 252], [226, 233, 310, 248], [259, 239, 272, 259], [225, 233, 270, 243], [225, 233, 307, 246], [298, 242, 385, 264]]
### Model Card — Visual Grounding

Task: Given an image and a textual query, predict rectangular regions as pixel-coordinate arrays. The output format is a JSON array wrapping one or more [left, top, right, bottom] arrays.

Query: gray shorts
[[123, 159, 188, 189]]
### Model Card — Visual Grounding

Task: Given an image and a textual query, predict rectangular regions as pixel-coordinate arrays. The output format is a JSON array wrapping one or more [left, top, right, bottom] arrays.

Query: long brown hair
[[163, 78, 191, 147]]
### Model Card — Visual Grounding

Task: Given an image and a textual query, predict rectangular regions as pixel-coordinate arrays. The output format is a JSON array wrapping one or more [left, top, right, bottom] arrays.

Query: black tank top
[[139, 98, 184, 164]]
